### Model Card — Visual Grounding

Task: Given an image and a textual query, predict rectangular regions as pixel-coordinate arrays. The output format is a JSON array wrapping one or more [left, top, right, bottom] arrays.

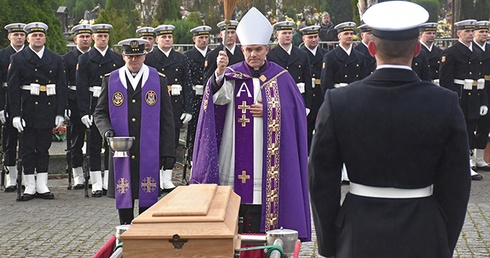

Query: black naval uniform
[[62, 48, 86, 169], [320, 46, 368, 95], [145, 48, 193, 148], [300, 45, 328, 148], [76, 47, 124, 172], [0, 45, 21, 169], [7, 46, 67, 174], [267, 45, 313, 109], [420, 42, 443, 82], [184, 46, 210, 159], [203, 44, 244, 84], [354, 42, 376, 74], [94, 68, 175, 224], [473, 42, 490, 150], [412, 49, 431, 81], [310, 68, 470, 257], [440, 41, 487, 150]]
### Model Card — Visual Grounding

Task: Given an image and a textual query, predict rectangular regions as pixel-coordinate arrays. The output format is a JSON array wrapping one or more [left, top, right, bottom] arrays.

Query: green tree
[[95, 0, 140, 45], [328, 0, 353, 24], [413, 0, 440, 22], [169, 19, 201, 45], [156, 0, 181, 24], [186, 12, 203, 26]]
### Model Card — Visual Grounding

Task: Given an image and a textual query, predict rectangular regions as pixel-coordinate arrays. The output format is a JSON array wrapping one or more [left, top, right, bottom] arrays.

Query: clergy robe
[[190, 60, 311, 241]]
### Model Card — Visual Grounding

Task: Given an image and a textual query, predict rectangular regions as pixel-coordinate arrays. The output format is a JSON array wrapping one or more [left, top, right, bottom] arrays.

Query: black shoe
[[476, 165, 490, 171], [471, 166, 478, 172], [102, 189, 107, 196], [160, 187, 175, 194], [92, 190, 103, 197], [4, 185, 17, 192], [73, 184, 84, 190], [19, 193, 35, 201], [472, 174, 484, 181], [36, 192, 55, 199], [341, 180, 350, 185]]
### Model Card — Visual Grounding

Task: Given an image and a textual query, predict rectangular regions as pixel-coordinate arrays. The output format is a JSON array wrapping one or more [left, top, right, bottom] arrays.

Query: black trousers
[[68, 97, 86, 168], [22, 127, 52, 174], [2, 118, 18, 166], [118, 203, 149, 225], [87, 123, 108, 171], [474, 113, 490, 150]]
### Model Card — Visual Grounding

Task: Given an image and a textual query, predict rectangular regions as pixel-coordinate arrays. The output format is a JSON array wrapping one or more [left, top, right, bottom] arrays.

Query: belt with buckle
[[21, 84, 47, 91], [350, 182, 432, 199], [68, 85, 76, 91]]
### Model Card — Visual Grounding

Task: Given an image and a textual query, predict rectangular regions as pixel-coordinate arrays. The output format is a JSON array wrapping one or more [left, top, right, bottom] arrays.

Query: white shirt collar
[[376, 64, 412, 71], [340, 44, 352, 55], [11, 44, 24, 52], [196, 46, 208, 57], [474, 40, 486, 51], [29, 45, 45, 59], [459, 40, 473, 51], [158, 46, 172, 57], [306, 45, 318, 56], [77, 46, 91, 54], [420, 40, 433, 51], [280, 44, 292, 55], [226, 44, 236, 55], [95, 45, 108, 56], [119, 64, 150, 90]]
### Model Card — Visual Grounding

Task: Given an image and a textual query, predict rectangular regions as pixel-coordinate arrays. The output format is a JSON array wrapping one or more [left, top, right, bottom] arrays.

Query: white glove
[[180, 113, 192, 124], [12, 116, 25, 132], [306, 108, 310, 116], [0, 110, 6, 124], [81, 115, 93, 128], [64, 109, 71, 119], [480, 106, 488, 116], [55, 116, 64, 129]]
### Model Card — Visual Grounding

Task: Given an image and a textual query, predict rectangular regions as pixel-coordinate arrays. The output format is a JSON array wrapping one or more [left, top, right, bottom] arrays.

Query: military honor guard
[[144, 24, 193, 192], [8, 22, 67, 200], [471, 20, 490, 171], [203, 20, 244, 83], [0, 23, 26, 192], [354, 24, 376, 74], [94, 38, 175, 224], [76, 24, 124, 197], [299, 25, 328, 148], [419, 22, 443, 84], [136, 27, 155, 53], [267, 21, 312, 113], [320, 21, 368, 95], [184, 25, 212, 160], [62, 24, 93, 189], [440, 19, 486, 180], [310, 2, 470, 257]]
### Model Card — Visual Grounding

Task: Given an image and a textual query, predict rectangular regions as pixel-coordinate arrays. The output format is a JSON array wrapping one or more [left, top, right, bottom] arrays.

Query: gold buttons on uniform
[[99, 75, 103, 78], [35, 79, 39, 82], [48, 102, 51, 105], [132, 118, 136, 122], [49, 70, 52, 73], [35, 101, 38, 105], [470, 72, 472, 75], [344, 75, 348, 78], [131, 155, 136, 159], [162, 68, 165, 71], [132, 99, 136, 103], [298, 65, 301, 68], [356, 64, 359, 67], [34, 68, 38, 71], [175, 68, 179, 71]]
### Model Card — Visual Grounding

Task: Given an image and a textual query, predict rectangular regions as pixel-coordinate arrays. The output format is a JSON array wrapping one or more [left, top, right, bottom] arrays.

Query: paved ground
[[1, 166, 489, 257]]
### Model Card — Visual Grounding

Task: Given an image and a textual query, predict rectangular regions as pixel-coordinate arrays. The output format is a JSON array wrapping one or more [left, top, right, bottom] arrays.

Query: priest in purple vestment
[[190, 7, 311, 242], [94, 38, 175, 225]]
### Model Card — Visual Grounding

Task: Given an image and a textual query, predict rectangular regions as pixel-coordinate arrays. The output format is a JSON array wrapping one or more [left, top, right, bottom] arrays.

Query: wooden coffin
[[121, 184, 241, 257]]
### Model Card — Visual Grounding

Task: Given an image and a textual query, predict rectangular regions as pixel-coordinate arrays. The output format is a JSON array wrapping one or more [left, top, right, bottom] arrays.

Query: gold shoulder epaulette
[[158, 72, 166, 77]]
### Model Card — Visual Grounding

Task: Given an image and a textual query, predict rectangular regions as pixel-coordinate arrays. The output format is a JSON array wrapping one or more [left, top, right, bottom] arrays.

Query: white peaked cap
[[236, 7, 272, 46]]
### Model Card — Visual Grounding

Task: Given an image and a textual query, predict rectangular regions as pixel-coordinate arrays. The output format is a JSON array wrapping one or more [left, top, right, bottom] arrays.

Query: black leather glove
[[104, 129, 115, 141], [162, 156, 176, 170]]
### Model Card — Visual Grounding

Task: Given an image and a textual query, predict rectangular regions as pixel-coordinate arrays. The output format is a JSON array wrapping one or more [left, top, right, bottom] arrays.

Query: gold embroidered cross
[[141, 177, 157, 193], [238, 114, 250, 127], [238, 170, 250, 184], [238, 101, 251, 114], [268, 120, 279, 132], [116, 178, 130, 194], [269, 97, 279, 109]]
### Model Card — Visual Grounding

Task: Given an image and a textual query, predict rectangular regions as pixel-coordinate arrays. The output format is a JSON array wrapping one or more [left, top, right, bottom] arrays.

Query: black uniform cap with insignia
[[273, 21, 295, 31], [71, 24, 92, 35], [217, 20, 238, 31], [136, 27, 155, 37], [334, 22, 356, 33], [475, 20, 490, 31], [454, 19, 477, 31], [363, 1, 429, 41], [92, 24, 113, 34], [118, 38, 148, 56], [419, 22, 438, 32], [358, 24, 372, 33], [24, 22, 48, 34], [4, 23, 26, 33], [190, 25, 212, 36], [300, 25, 320, 35]]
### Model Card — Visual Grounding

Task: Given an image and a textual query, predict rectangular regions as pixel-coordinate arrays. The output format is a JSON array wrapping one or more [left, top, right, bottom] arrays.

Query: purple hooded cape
[[190, 60, 311, 241]]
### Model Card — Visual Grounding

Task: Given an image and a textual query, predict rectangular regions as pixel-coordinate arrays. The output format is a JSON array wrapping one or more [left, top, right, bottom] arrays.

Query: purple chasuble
[[191, 61, 312, 241], [109, 68, 161, 209]]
